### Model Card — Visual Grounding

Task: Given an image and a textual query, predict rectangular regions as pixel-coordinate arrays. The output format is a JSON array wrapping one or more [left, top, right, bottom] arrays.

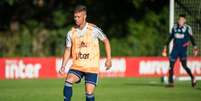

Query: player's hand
[[105, 59, 112, 70], [162, 46, 167, 57], [59, 66, 65, 75], [193, 46, 199, 56]]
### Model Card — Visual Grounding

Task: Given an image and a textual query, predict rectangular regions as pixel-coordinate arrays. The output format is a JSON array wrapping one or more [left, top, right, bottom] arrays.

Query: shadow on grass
[[123, 82, 164, 87], [123, 82, 201, 90], [195, 87, 201, 91]]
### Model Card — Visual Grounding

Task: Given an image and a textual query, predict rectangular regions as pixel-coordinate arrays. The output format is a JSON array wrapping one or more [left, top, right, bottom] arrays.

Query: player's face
[[74, 11, 86, 26], [178, 17, 186, 26]]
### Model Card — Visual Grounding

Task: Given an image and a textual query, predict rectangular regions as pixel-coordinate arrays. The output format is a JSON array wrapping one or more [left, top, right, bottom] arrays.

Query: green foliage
[[53, 10, 70, 27], [108, 8, 169, 56], [6, 0, 16, 5], [0, 0, 169, 57], [128, 12, 166, 56]]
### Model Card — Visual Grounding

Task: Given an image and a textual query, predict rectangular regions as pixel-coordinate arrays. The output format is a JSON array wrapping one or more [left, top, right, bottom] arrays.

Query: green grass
[[0, 78, 201, 101]]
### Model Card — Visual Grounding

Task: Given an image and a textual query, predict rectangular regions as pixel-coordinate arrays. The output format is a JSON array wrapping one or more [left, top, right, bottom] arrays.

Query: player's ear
[[84, 13, 87, 19], [82, 11, 87, 19]]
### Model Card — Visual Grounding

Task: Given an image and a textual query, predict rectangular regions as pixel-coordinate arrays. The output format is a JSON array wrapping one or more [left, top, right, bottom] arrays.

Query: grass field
[[0, 78, 201, 101]]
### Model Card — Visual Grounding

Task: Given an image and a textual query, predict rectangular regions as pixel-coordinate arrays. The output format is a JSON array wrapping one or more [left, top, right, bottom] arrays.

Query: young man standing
[[59, 5, 112, 101], [163, 14, 199, 87]]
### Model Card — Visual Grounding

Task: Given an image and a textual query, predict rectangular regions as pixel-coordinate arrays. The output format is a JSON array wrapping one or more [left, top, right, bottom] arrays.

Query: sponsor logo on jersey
[[77, 52, 90, 59], [175, 33, 184, 39], [79, 41, 87, 48]]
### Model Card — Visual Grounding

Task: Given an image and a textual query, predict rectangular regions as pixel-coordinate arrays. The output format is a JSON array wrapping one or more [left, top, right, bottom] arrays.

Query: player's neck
[[79, 21, 87, 30], [178, 23, 185, 27], [178, 24, 183, 28]]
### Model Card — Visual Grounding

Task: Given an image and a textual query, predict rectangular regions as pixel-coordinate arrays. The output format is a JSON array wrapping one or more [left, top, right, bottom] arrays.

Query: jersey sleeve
[[170, 24, 177, 35], [187, 25, 196, 46], [166, 26, 175, 46], [65, 31, 72, 48], [188, 26, 193, 36], [93, 27, 106, 41]]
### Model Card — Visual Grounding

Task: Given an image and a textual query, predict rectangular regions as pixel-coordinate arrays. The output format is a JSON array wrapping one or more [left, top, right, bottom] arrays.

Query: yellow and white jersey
[[65, 23, 106, 73]]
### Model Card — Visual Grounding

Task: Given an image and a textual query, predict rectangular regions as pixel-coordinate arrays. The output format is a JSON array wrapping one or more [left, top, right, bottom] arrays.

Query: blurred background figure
[[163, 14, 198, 87]]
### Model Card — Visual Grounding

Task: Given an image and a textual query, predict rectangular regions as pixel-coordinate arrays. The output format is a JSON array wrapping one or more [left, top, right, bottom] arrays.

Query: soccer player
[[163, 14, 199, 87], [59, 5, 112, 101]]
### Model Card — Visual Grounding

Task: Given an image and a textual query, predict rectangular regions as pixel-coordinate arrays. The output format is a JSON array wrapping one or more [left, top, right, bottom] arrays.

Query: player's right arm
[[59, 31, 72, 75], [162, 27, 174, 57], [59, 47, 71, 75]]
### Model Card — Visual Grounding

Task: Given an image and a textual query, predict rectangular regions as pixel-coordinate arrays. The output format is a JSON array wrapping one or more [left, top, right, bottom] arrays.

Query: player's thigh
[[85, 73, 98, 94], [66, 69, 84, 83], [169, 49, 178, 62], [179, 50, 187, 62], [65, 73, 80, 84]]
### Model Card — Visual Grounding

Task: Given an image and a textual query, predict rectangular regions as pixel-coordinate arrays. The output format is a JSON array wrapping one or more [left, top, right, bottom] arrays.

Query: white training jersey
[[65, 23, 106, 48]]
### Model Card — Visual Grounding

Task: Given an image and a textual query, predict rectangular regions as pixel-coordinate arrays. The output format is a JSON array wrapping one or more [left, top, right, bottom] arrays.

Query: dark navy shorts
[[169, 47, 187, 62], [68, 69, 98, 86]]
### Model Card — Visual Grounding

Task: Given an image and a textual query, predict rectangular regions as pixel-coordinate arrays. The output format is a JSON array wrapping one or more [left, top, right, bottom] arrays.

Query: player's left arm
[[102, 38, 112, 70], [188, 26, 199, 56], [95, 27, 112, 70]]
